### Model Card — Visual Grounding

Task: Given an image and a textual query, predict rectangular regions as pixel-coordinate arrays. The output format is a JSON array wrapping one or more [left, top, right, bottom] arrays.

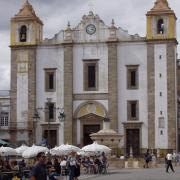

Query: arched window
[[19, 25, 27, 42], [157, 19, 164, 34]]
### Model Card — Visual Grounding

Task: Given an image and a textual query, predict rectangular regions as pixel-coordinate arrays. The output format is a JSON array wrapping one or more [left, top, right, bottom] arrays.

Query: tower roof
[[11, 0, 43, 25], [147, 0, 175, 16], [152, 0, 170, 10]]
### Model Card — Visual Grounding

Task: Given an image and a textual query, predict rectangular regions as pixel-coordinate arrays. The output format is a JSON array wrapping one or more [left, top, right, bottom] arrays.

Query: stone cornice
[[73, 93, 108, 100], [146, 38, 178, 45], [10, 45, 38, 49]]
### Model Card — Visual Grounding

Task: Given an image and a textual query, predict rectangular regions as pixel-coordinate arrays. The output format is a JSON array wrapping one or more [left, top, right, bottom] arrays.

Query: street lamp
[[58, 109, 65, 144], [36, 98, 65, 147], [32, 109, 40, 144], [58, 110, 65, 122]]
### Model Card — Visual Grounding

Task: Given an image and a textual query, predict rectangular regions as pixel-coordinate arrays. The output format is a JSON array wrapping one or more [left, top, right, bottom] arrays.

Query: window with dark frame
[[0, 112, 9, 127], [127, 65, 139, 89], [45, 102, 55, 122], [45, 69, 56, 92], [84, 60, 98, 91], [49, 103, 54, 120], [88, 65, 96, 88], [131, 102, 136, 118], [127, 100, 139, 120], [49, 73, 54, 89], [131, 71, 136, 87]]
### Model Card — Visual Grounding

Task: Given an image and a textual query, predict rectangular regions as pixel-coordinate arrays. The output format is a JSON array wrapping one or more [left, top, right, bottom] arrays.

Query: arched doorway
[[73, 101, 107, 146]]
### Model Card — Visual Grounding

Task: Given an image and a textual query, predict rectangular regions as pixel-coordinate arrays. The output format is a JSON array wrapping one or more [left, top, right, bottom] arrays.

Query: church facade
[[9, 0, 177, 156]]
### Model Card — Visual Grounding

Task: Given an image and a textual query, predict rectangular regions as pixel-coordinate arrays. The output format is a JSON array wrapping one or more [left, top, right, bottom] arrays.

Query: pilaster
[[28, 48, 37, 145], [63, 43, 73, 144], [10, 49, 18, 142], [147, 43, 155, 149], [107, 42, 118, 131], [167, 42, 176, 149]]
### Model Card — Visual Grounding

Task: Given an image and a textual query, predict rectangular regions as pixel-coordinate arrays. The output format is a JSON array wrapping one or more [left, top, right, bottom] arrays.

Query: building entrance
[[83, 124, 100, 146], [44, 130, 57, 148], [126, 129, 140, 157]]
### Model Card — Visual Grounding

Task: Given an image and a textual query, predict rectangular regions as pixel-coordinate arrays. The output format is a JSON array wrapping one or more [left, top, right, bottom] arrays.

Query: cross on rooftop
[[88, 0, 95, 12]]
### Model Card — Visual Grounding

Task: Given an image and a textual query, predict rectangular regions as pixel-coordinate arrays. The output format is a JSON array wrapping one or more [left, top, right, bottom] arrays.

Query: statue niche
[[19, 25, 27, 42]]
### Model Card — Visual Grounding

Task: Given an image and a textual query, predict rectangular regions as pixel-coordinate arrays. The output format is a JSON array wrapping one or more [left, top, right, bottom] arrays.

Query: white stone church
[[8, 0, 177, 156]]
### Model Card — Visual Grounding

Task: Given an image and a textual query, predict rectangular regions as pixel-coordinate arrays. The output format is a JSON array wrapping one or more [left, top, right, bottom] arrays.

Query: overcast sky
[[0, 0, 179, 90]]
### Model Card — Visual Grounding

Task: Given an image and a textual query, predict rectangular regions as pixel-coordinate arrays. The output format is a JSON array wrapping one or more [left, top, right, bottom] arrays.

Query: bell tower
[[10, 0, 43, 46], [146, 0, 177, 153], [10, 1, 43, 145], [146, 0, 176, 40]]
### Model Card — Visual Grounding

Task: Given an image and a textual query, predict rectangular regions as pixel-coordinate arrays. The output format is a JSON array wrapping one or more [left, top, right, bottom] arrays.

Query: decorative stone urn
[[90, 118, 122, 154]]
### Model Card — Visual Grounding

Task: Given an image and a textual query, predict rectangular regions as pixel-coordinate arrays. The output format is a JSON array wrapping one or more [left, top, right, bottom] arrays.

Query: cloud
[[0, 0, 179, 90]]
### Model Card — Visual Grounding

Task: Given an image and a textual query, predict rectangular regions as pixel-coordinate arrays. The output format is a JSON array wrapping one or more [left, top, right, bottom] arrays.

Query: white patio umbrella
[[15, 144, 29, 156], [22, 145, 49, 158], [0, 146, 17, 156], [82, 142, 111, 155], [50, 144, 81, 156]]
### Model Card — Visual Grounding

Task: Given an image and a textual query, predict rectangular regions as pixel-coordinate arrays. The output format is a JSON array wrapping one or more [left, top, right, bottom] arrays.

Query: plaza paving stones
[[79, 167, 180, 180]]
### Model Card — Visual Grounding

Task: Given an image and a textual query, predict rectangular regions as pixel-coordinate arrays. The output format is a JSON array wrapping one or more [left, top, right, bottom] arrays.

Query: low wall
[[108, 157, 178, 169]]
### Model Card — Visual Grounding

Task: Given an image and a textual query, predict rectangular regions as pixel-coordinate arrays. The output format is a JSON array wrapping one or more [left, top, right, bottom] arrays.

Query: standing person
[[143, 149, 151, 168], [54, 158, 61, 176], [166, 151, 175, 173], [68, 151, 77, 180], [74, 155, 81, 180], [30, 152, 47, 180]]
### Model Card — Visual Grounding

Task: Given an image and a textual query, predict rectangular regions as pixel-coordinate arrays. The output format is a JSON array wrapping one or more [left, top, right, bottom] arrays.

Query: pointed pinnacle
[[111, 19, 115, 26]]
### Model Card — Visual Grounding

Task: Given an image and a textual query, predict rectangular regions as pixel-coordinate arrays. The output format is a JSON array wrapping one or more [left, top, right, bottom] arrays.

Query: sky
[[0, 0, 179, 90]]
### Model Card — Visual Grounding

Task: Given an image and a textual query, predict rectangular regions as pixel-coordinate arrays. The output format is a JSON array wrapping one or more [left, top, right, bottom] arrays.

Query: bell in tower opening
[[20, 25, 27, 42], [157, 19, 164, 34]]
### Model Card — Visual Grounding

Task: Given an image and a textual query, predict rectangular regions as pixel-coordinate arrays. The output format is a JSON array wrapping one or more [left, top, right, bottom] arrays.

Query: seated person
[[47, 165, 57, 180], [60, 157, 67, 176], [53, 158, 61, 176]]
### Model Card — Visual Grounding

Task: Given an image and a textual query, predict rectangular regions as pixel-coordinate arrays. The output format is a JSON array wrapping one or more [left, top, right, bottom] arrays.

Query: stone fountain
[[90, 117, 122, 154]]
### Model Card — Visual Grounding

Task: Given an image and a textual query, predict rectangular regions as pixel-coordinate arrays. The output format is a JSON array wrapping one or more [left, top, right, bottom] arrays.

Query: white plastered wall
[[36, 46, 64, 145], [117, 42, 148, 148], [73, 43, 108, 94], [154, 44, 168, 149]]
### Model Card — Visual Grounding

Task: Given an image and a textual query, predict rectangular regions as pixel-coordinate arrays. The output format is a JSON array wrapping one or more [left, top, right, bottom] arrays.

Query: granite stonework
[[147, 43, 155, 149], [10, 49, 18, 142], [63, 44, 73, 144], [107, 42, 118, 131], [167, 42, 177, 150], [10, 47, 37, 145], [27, 48, 37, 144]]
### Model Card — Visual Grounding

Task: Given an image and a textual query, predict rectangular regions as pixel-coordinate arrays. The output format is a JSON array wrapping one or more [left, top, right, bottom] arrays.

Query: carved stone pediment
[[147, 0, 175, 15], [12, 0, 43, 25], [152, 0, 170, 10]]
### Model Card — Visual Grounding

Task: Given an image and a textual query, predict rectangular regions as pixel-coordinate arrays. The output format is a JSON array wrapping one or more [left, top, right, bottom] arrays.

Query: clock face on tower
[[86, 24, 96, 35]]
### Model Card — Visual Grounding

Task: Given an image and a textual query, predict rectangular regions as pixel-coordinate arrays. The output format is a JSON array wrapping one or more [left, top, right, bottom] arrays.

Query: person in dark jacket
[[30, 152, 47, 180], [54, 158, 61, 175], [143, 149, 152, 168]]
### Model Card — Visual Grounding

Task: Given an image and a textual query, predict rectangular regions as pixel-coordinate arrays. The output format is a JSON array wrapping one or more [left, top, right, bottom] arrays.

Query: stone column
[[167, 42, 177, 150], [28, 47, 37, 145], [10, 48, 18, 142], [63, 43, 73, 144], [147, 43, 155, 149], [107, 42, 118, 131], [10, 46, 37, 145]]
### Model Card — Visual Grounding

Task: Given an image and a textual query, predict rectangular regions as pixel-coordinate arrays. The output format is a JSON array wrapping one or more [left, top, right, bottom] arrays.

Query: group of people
[[143, 149, 176, 173], [0, 151, 108, 180], [30, 151, 107, 180]]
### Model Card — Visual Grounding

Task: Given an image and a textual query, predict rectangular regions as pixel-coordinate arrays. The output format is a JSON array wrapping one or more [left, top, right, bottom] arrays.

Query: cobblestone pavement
[[79, 167, 180, 180]]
